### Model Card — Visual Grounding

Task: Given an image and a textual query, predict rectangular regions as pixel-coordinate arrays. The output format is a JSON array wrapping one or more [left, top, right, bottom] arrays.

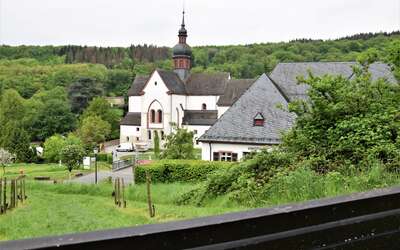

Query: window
[[213, 152, 219, 161], [157, 110, 163, 123], [150, 109, 156, 123], [253, 112, 264, 127], [136, 137, 140, 141], [161, 131, 165, 140], [154, 81, 157, 86], [194, 130, 198, 134], [126, 137, 129, 142], [213, 152, 238, 162], [202, 103, 207, 110], [148, 130, 152, 140], [136, 127, 140, 132]]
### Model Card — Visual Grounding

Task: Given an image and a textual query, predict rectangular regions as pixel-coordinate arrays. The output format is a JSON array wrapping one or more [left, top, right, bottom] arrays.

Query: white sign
[[83, 157, 91, 169]]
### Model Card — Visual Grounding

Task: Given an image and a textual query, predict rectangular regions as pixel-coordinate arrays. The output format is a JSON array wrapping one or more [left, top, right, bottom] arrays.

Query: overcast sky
[[0, 0, 399, 47]]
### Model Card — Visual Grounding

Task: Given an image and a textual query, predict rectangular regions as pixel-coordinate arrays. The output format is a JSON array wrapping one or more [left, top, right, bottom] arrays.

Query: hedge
[[97, 153, 113, 164], [134, 160, 235, 183]]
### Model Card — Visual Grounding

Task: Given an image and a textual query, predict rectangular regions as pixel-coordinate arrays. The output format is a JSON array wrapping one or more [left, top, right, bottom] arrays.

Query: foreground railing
[[1, 186, 400, 249]]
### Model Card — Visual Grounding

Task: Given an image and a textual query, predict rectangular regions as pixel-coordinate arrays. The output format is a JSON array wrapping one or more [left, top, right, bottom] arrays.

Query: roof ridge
[[277, 61, 356, 65]]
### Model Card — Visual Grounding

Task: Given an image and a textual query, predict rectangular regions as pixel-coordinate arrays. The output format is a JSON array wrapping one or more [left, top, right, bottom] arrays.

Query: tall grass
[[262, 164, 400, 206]]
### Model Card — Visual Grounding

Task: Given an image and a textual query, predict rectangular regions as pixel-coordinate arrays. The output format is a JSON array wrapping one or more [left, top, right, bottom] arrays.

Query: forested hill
[[0, 31, 399, 98]]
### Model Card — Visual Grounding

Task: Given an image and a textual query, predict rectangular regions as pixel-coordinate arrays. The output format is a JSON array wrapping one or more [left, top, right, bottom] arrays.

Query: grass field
[[1, 162, 110, 180], [0, 181, 245, 241]]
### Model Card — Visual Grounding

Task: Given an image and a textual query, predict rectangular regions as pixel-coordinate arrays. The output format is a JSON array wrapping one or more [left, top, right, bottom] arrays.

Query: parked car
[[116, 143, 135, 152]]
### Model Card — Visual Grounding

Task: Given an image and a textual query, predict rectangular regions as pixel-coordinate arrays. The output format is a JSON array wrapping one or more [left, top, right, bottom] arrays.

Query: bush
[[135, 160, 234, 183], [97, 153, 112, 163]]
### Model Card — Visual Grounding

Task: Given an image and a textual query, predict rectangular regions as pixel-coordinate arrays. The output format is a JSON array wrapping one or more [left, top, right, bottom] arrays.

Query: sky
[[0, 0, 399, 47]]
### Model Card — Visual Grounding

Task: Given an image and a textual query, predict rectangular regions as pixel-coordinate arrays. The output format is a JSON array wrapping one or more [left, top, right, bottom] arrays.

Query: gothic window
[[157, 110, 163, 123], [253, 112, 264, 127], [148, 130, 152, 140], [136, 127, 140, 132], [150, 109, 156, 123], [202, 103, 207, 110], [161, 131, 165, 140], [154, 81, 157, 86]]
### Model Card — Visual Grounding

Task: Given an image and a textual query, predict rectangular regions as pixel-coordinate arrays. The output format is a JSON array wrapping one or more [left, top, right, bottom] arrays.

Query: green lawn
[[2, 162, 110, 181], [0, 181, 246, 241]]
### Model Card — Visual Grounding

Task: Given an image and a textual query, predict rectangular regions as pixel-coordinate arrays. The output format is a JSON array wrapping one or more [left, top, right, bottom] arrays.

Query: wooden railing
[[1, 186, 400, 249]]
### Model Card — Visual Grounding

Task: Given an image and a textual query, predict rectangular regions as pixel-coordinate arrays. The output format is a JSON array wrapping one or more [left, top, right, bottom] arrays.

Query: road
[[70, 167, 133, 185]]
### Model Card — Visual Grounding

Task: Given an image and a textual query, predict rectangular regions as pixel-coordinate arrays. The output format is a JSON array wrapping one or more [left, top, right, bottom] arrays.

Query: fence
[[1, 186, 400, 249], [0, 176, 27, 215], [112, 158, 135, 172]]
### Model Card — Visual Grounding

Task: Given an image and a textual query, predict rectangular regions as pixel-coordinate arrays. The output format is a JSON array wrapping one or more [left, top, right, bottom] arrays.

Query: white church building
[[121, 11, 397, 161], [120, 11, 255, 149]]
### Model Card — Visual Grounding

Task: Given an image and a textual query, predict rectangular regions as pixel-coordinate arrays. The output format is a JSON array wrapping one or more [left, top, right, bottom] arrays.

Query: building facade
[[199, 62, 397, 161], [120, 11, 255, 148]]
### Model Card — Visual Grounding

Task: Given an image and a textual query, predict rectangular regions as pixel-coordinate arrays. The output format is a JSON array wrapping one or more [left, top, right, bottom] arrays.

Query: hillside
[[0, 31, 399, 98]]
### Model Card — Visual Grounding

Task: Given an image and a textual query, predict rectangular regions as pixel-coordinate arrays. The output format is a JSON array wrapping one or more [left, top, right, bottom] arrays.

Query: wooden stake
[[0, 178, 3, 214], [3, 177, 7, 213], [146, 172, 155, 217], [121, 178, 126, 208]]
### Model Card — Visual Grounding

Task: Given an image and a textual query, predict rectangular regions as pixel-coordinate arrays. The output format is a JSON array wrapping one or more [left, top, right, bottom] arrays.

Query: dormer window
[[253, 113, 264, 127]]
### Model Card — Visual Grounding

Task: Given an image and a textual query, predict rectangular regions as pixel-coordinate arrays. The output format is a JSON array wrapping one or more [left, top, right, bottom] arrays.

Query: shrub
[[135, 160, 234, 183], [97, 153, 112, 163]]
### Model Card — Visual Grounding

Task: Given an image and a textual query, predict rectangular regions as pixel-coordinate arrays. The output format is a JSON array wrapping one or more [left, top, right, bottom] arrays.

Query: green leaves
[[61, 145, 85, 172], [285, 63, 400, 171], [161, 128, 195, 160]]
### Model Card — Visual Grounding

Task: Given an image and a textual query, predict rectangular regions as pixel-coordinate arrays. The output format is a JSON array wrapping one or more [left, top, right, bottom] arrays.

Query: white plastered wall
[[201, 142, 272, 161]]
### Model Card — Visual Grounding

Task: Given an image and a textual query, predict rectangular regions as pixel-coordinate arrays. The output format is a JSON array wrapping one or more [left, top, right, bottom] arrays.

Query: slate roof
[[120, 112, 141, 126], [182, 110, 218, 126], [269, 62, 397, 101], [127, 75, 149, 96], [217, 79, 256, 106], [199, 74, 296, 144], [158, 70, 187, 95], [127, 70, 230, 96], [185, 72, 230, 96]]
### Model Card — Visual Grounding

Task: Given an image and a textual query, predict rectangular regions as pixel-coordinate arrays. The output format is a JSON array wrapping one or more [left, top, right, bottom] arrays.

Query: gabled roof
[[199, 74, 296, 145], [185, 72, 230, 96], [127, 70, 230, 96], [182, 110, 218, 126], [269, 62, 397, 101], [120, 112, 141, 126], [157, 70, 186, 95], [217, 79, 256, 106], [127, 75, 149, 96]]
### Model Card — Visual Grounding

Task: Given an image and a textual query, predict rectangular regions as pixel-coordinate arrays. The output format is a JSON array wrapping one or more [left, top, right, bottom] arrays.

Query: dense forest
[[0, 31, 398, 153]]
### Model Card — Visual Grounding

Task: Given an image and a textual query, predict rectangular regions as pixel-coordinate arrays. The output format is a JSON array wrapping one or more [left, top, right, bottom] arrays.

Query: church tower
[[173, 10, 192, 80]]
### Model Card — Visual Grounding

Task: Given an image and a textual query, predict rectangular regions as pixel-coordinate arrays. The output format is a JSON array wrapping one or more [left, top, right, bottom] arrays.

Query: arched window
[[202, 103, 207, 110], [157, 110, 163, 123], [150, 109, 156, 123]]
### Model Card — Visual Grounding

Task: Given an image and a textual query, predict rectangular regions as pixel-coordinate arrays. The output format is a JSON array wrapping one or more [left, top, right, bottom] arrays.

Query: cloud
[[0, 0, 398, 46]]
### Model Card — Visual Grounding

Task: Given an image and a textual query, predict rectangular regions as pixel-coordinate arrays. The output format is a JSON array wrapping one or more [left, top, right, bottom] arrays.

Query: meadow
[[1, 162, 400, 242]]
